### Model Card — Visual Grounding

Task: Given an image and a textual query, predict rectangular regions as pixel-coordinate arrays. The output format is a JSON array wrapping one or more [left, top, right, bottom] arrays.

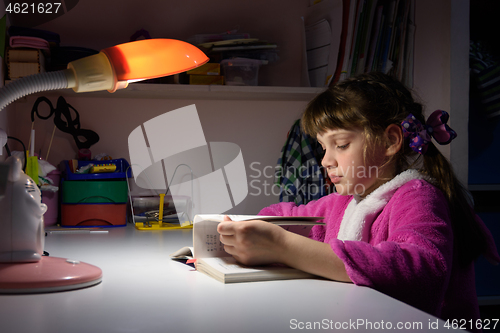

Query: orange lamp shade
[[101, 39, 209, 82]]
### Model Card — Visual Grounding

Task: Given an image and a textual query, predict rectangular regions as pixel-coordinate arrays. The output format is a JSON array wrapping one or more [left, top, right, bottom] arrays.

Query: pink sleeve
[[258, 196, 331, 218], [330, 183, 454, 316], [258, 194, 345, 242]]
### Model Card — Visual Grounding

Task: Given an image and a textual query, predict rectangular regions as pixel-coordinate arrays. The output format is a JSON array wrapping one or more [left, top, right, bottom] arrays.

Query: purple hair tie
[[401, 110, 457, 154]]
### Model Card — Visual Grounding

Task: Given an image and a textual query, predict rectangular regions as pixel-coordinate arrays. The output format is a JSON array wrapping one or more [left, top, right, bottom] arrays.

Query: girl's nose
[[321, 151, 337, 169]]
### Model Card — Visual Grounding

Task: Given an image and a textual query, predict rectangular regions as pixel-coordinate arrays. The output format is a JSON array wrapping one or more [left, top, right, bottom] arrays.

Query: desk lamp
[[0, 39, 209, 293]]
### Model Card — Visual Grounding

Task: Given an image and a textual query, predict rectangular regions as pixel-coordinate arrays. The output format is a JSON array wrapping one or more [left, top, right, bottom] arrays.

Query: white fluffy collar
[[336, 169, 426, 242]]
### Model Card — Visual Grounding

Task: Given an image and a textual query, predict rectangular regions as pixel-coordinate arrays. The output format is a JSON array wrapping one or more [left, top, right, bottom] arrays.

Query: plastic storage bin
[[220, 58, 262, 86], [63, 158, 132, 181], [130, 195, 192, 223], [61, 204, 127, 227], [61, 158, 131, 228], [62, 180, 128, 204]]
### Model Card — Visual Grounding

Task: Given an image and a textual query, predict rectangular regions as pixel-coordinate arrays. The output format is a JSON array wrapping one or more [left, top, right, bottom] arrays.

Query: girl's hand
[[217, 216, 352, 282], [217, 216, 286, 266]]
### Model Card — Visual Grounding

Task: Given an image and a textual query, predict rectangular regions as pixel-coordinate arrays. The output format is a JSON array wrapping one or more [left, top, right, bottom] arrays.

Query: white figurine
[[0, 156, 47, 263]]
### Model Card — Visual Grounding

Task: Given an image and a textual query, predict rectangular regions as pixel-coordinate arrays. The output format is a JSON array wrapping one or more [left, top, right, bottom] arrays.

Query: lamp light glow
[[67, 39, 209, 93], [102, 39, 209, 82]]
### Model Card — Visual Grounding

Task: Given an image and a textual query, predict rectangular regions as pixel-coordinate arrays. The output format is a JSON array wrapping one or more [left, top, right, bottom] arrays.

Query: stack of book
[[199, 38, 277, 62], [186, 32, 278, 85], [4, 26, 60, 82], [333, 0, 415, 87], [190, 31, 278, 64], [6, 48, 45, 80]]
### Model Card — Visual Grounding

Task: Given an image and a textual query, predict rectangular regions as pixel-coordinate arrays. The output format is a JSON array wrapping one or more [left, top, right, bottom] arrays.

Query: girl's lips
[[329, 175, 342, 183]]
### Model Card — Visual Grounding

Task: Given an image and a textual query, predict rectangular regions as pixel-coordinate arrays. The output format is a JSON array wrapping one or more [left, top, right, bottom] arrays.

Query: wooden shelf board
[[52, 83, 325, 101]]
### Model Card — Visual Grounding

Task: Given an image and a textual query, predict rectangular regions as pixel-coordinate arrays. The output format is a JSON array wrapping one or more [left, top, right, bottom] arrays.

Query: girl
[[217, 72, 499, 326]]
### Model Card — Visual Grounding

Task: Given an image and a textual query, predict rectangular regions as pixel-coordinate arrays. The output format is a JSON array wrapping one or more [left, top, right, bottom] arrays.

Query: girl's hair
[[302, 72, 487, 266]]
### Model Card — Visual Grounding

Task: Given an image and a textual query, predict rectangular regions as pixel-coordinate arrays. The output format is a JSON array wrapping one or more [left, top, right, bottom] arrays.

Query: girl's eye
[[337, 143, 350, 150]]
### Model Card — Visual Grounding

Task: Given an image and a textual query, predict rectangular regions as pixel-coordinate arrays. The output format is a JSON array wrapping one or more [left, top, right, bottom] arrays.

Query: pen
[[49, 230, 109, 234]]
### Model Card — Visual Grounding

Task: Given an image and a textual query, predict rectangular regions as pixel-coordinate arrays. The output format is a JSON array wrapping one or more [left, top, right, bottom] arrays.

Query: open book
[[170, 214, 324, 283]]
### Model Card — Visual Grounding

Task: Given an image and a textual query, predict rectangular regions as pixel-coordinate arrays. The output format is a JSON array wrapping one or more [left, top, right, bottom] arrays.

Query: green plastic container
[[62, 180, 128, 204]]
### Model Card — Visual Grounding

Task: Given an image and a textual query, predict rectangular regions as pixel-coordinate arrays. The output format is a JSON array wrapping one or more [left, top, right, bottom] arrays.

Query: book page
[[192, 214, 324, 259], [192, 217, 226, 259], [169, 246, 193, 260]]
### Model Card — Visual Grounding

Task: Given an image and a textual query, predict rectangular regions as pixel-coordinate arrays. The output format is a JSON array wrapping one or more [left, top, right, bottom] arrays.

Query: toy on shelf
[[64, 158, 131, 180], [90, 163, 117, 174]]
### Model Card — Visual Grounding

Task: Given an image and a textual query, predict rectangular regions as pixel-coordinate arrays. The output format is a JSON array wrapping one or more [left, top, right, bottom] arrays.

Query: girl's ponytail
[[422, 144, 487, 266], [400, 107, 488, 266]]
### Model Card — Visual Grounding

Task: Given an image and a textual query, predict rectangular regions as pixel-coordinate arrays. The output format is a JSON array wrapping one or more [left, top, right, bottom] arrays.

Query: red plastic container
[[61, 204, 127, 227]]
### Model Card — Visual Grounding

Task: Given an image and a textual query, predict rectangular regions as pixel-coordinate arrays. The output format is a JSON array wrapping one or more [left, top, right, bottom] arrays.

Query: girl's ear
[[384, 124, 403, 157]]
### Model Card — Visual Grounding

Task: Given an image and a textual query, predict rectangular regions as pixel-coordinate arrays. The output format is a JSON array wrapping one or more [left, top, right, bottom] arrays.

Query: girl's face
[[317, 128, 386, 197]]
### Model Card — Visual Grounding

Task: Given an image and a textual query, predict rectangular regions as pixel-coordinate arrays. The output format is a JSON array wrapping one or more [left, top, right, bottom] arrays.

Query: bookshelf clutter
[[332, 0, 415, 87], [1, 1, 415, 89], [3, 26, 60, 84], [186, 0, 415, 88], [6, 48, 45, 80], [182, 32, 276, 86]]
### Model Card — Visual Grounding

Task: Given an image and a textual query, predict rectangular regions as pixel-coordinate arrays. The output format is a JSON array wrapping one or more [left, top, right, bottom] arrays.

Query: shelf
[[55, 83, 326, 101]]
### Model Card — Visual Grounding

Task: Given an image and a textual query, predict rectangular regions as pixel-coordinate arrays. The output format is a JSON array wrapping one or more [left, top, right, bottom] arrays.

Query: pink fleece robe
[[259, 176, 499, 327]]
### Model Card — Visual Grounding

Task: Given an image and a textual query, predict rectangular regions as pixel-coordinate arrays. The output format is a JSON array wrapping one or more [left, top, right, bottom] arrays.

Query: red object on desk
[[61, 204, 127, 227]]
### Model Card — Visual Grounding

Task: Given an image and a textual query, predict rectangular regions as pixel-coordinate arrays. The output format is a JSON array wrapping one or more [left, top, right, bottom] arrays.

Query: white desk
[[0, 224, 458, 333]]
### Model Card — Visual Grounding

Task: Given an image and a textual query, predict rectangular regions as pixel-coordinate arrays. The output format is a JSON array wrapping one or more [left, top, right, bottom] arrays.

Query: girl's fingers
[[219, 233, 236, 246], [217, 221, 235, 235], [222, 244, 236, 255]]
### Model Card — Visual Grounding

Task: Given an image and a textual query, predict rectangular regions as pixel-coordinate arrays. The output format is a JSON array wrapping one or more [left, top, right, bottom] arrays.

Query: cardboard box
[[8, 62, 43, 79], [187, 63, 220, 75]]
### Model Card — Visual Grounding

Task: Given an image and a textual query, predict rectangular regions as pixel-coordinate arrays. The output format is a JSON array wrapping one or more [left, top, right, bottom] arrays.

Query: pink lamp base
[[0, 256, 102, 294]]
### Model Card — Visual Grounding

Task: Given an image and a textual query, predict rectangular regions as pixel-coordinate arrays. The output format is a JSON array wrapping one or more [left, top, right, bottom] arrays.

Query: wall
[[413, 0, 452, 114], [413, 0, 451, 159], [450, 0, 470, 185], [8, 94, 308, 214], [413, 0, 469, 185]]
